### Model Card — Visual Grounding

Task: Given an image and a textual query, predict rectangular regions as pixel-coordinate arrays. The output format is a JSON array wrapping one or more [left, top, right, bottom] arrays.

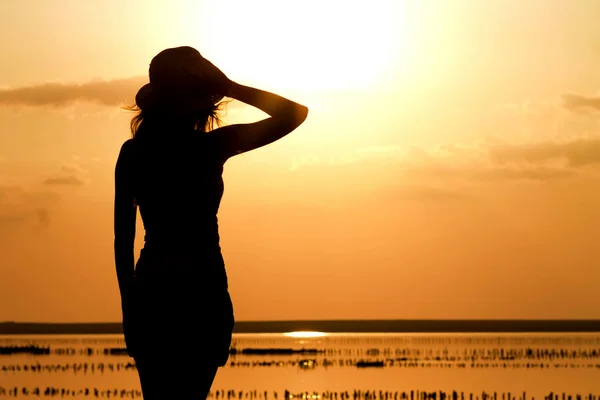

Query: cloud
[[381, 184, 467, 202], [408, 138, 586, 182], [0, 163, 85, 230], [408, 164, 576, 182], [0, 185, 58, 228], [489, 138, 600, 167], [288, 137, 590, 188], [0, 76, 246, 110], [43, 163, 89, 186], [43, 176, 85, 186], [0, 77, 148, 108], [562, 94, 600, 113]]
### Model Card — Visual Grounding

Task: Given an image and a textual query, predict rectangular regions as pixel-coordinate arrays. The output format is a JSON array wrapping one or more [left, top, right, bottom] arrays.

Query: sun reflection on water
[[283, 331, 328, 338]]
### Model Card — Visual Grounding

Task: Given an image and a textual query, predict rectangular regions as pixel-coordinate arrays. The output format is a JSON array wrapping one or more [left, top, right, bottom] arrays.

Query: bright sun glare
[[189, 0, 403, 91], [283, 331, 328, 338]]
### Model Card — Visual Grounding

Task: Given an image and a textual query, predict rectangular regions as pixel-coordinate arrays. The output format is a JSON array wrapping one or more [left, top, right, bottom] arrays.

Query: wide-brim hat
[[135, 46, 225, 113]]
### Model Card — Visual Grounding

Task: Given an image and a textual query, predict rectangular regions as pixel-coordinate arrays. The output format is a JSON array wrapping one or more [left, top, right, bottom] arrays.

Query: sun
[[185, 0, 406, 92]]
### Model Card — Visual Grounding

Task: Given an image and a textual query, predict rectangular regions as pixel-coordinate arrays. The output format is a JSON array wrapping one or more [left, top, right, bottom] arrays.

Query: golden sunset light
[[2, 0, 600, 396], [182, 0, 401, 91], [1, 0, 599, 324]]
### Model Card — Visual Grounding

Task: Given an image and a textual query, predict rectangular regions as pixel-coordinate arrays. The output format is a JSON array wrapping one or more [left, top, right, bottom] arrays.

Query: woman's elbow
[[294, 105, 309, 126], [275, 105, 308, 132]]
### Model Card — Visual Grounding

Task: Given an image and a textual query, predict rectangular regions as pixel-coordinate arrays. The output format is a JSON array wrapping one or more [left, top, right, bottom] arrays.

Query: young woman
[[114, 46, 308, 399]]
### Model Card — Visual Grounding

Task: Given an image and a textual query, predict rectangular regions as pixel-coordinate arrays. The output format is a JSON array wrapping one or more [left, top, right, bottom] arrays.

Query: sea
[[1, 332, 599, 399]]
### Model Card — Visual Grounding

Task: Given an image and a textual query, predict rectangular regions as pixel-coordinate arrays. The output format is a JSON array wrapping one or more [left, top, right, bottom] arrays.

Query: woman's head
[[126, 46, 229, 137]]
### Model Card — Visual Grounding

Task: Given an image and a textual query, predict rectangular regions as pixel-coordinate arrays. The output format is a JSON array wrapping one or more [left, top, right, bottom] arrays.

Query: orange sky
[[1, 0, 600, 322]]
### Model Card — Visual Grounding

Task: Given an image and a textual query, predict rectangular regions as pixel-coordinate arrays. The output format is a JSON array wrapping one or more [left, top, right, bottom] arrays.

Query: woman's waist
[[138, 243, 224, 266], [143, 230, 221, 251], [134, 248, 229, 291]]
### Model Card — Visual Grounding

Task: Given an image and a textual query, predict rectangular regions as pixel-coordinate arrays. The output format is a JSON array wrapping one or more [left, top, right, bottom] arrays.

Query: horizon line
[[2, 319, 600, 334], [3, 318, 600, 324]]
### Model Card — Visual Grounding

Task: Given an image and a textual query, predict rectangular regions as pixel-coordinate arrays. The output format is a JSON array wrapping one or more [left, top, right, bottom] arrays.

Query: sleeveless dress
[[127, 129, 235, 368]]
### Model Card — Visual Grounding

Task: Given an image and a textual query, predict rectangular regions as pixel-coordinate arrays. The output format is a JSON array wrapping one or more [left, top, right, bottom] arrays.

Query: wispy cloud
[[43, 163, 89, 186], [0, 76, 245, 110], [489, 138, 600, 167], [406, 164, 576, 182], [0, 185, 58, 228], [0, 162, 87, 230], [0, 77, 147, 107], [381, 184, 467, 202], [562, 93, 600, 113], [289, 136, 597, 186]]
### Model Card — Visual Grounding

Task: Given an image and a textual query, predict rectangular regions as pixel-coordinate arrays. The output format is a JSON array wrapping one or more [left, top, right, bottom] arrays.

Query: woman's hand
[[121, 299, 138, 358], [189, 56, 233, 98]]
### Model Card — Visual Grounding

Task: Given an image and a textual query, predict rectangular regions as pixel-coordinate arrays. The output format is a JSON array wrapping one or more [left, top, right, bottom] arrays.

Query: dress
[[126, 129, 235, 372]]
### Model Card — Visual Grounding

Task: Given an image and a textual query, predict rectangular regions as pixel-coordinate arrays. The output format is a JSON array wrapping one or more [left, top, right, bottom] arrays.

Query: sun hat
[[135, 46, 226, 113]]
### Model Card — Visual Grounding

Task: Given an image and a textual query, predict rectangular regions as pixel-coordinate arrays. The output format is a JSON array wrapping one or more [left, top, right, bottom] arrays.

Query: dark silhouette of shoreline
[[0, 387, 599, 400], [1, 320, 599, 335]]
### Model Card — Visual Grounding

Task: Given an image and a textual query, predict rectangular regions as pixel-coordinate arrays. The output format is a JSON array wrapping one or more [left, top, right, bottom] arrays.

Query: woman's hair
[[122, 101, 229, 138]]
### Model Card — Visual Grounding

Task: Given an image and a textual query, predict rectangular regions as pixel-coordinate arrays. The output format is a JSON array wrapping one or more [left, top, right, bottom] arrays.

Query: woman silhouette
[[114, 46, 308, 398]]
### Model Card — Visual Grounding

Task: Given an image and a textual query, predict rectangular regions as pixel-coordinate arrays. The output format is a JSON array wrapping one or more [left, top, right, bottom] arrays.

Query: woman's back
[[131, 130, 227, 253]]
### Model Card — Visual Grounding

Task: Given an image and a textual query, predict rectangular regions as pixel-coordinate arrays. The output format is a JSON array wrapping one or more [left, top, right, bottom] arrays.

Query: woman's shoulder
[[121, 138, 135, 150], [117, 138, 136, 160]]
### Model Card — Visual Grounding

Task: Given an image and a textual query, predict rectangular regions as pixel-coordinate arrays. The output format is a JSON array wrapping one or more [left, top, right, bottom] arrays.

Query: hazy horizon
[[3, 319, 600, 336], [2, 0, 600, 323]]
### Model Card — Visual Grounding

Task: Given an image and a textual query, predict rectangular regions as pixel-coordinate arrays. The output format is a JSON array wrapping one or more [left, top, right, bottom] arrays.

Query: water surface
[[1, 333, 599, 398]]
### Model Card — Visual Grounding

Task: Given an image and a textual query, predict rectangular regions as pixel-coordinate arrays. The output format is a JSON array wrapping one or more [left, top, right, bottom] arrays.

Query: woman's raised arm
[[213, 82, 308, 159]]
